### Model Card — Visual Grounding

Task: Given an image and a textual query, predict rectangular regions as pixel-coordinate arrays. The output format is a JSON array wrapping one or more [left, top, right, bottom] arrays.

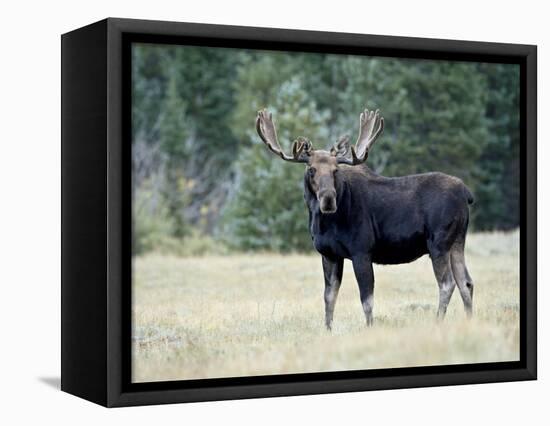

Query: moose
[[256, 108, 474, 329]]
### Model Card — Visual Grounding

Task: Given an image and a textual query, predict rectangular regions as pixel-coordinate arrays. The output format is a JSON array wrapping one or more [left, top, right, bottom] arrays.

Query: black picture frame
[[61, 17, 537, 407]]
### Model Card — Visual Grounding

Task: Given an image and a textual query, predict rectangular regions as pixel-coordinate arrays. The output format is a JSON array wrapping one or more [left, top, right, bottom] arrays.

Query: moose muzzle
[[319, 189, 337, 214]]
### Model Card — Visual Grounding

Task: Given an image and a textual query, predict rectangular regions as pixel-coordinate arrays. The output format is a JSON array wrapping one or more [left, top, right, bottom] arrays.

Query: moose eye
[[308, 167, 316, 176]]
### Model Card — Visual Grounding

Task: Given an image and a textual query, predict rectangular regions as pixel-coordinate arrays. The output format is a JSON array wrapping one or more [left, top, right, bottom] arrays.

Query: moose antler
[[331, 135, 351, 158], [256, 109, 311, 163], [335, 109, 384, 165]]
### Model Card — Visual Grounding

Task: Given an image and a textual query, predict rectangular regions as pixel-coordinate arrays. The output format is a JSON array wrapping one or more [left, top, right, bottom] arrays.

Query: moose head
[[256, 109, 385, 214]]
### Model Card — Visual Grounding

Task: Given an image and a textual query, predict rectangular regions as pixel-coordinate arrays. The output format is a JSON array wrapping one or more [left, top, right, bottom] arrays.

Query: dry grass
[[132, 230, 519, 383]]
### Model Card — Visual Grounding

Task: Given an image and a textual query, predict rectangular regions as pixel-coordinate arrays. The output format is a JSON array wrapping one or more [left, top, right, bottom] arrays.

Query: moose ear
[[331, 135, 350, 158]]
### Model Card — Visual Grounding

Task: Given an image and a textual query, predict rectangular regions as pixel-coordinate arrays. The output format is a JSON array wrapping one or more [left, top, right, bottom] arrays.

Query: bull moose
[[255, 108, 474, 329]]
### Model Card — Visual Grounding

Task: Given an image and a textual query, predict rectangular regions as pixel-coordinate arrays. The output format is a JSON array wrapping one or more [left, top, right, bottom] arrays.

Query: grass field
[[132, 230, 520, 383]]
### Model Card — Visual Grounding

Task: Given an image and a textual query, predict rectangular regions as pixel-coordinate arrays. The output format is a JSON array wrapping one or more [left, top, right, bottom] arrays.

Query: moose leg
[[352, 256, 375, 326], [431, 252, 456, 319], [322, 256, 344, 330], [450, 241, 474, 317]]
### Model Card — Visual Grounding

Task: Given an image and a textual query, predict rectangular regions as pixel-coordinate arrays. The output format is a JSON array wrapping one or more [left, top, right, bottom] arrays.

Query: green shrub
[[134, 184, 230, 256], [133, 185, 176, 255]]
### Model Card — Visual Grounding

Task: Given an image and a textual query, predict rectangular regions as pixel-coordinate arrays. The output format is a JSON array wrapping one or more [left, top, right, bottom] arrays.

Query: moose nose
[[319, 190, 337, 214]]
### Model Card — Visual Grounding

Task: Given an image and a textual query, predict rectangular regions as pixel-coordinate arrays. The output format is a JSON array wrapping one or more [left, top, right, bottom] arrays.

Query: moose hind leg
[[352, 256, 375, 326], [431, 252, 456, 319], [450, 242, 474, 317], [322, 256, 344, 330]]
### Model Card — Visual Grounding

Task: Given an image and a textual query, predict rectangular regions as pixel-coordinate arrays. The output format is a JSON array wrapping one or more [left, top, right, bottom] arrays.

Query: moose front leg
[[322, 256, 344, 330], [352, 256, 375, 326]]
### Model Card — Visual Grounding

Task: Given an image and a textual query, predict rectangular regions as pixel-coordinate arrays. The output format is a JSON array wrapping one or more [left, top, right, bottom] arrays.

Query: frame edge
[[61, 18, 110, 407]]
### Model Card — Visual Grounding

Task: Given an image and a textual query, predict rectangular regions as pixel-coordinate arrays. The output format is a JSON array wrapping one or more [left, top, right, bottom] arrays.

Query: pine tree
[[222, 77, 329, 251], [475, 63, 520, 229], [158, 70, 192, 238]]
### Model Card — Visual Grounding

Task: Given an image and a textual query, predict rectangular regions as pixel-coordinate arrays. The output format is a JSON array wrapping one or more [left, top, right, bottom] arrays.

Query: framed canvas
[[61, 18, 537, 407]]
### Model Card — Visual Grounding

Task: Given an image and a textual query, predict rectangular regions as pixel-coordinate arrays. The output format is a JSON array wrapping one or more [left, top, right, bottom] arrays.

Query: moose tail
[[463, 185, 474, 205]]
